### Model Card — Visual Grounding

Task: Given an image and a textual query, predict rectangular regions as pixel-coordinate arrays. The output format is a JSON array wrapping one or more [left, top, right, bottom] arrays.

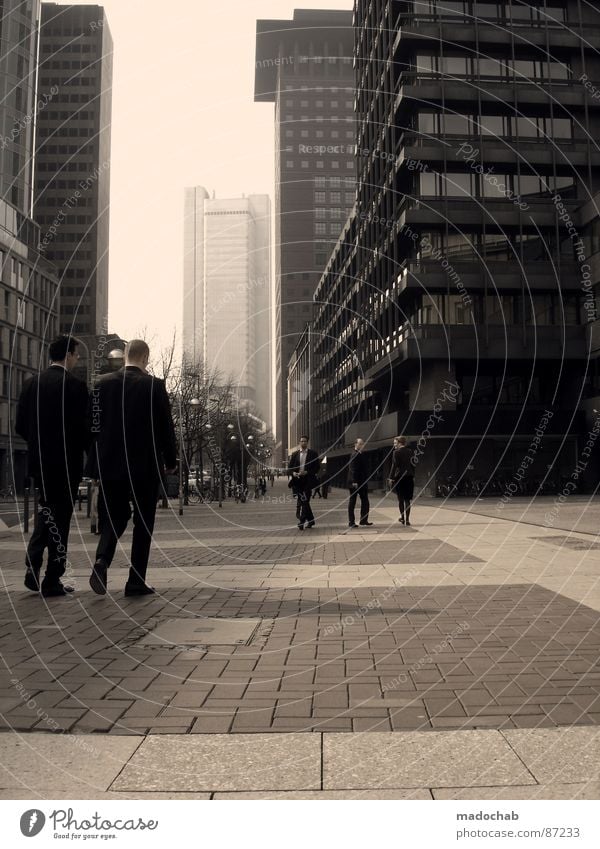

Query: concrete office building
[[183, 188, 272, 423], [254, 8, 355, 461], [0, 1, 60, 492], [34, 3, 113, 337], [313, 0, 600, 494]]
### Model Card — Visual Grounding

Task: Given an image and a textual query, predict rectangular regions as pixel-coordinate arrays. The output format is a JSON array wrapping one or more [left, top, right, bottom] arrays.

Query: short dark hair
[[300, 435, 309, 441], [49, 335, 78, 362]]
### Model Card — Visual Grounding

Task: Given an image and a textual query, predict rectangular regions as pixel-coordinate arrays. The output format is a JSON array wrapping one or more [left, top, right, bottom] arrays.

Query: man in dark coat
[[288, 435, 320, 529], [88, 340, 177, 596], [16, 335, 89, 596], [347, 437, 373, 527]]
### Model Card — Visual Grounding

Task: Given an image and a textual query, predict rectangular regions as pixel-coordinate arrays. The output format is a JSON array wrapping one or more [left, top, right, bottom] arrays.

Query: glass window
[[516, 116, 538, 137], [512, 60, 535, 80], [442, 57, 469, 76], [420, 171, 437, 194], [479, 57, 508, 77], [552, 118, 572, 138], [475, 115, 508, 136], [444, 172, 474, 196], [443, 113, 471, 134], [315, 191, 326, 203], [418, 112, 437, 134], [482, 173, 511, 199]]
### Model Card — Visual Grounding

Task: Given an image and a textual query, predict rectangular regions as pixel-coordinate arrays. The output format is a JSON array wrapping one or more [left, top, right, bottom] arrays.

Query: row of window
[[286, 160, 354, 170], [37, 89, 96, 103], [41, 111, 94, 120], [284, 99, 353, 109], [416, 55, 571, 81], [316, 222, 347, 236], [413, 1, 566, 23], [417, 112, 573, 139], [41, 43, 95, 52], [41, 60, 96, 70], [283, 115, 354, 125], [315, 191, 355, 204], [419, 171, 576, 199], [284, 84, 354, 94], [315, 176, 355, 189], [37, 162, 95, 173], [38, 144, 94, 154], [409, 230, 578, 261], [38, 127, 96, 137], [411, 293, 582, 327], [285, 129, 355, 140]]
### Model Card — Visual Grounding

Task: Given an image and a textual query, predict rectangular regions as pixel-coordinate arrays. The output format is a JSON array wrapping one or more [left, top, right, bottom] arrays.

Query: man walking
[[288, 435, 320, 529], [88, 340, 176, 596], [16, 335, 89, 597], [348, 438, 373, 528]]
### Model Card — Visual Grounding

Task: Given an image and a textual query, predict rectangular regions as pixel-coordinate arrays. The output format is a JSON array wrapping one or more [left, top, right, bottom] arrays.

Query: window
[[315, 191, 326, 203], [315, 208, 326, 219], [301, 160, 309, 168], [315, 223, 327, 235]]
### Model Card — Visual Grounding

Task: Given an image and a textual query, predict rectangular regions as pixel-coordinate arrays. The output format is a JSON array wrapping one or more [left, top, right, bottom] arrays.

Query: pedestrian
[[347, 437, 373, 527], [87, 340, 177, 597], [260, 476, 267, 496], [313, 476, 323, 498], [388, 435, 415, 526], [16, 335, 89, 597], [288, 435, 320, 529]]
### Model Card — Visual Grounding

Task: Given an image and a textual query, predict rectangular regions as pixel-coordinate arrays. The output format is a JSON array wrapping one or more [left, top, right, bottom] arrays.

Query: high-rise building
[[183, 188, 272, 422], [34, 2, 113, 337], [1, 0, 60, 492], [313, 0, 600, 493], [254, 8, 355, 460]]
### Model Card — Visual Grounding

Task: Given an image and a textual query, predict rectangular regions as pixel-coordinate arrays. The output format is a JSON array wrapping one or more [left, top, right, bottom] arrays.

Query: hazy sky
[[52, 0, 353, 351]]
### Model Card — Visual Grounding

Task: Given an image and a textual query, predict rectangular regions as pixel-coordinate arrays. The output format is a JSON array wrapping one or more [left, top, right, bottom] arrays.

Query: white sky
[[52, 0, 353, 351]]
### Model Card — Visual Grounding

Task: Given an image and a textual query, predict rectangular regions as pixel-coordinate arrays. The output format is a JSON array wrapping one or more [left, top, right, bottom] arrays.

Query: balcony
[[393, 15, 600, 53], [394, 75, 596, 120], [365, 323, 587, 382], [396, 196, 577, 231], [394, 261, 583, 303]]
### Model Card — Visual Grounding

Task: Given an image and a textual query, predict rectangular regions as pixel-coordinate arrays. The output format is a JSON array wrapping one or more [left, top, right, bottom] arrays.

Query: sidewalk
[[1, 483, 600, 799]]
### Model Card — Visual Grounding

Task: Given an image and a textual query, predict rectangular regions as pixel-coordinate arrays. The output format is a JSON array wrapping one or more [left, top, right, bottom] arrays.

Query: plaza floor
[[0, 483, 599, 799]]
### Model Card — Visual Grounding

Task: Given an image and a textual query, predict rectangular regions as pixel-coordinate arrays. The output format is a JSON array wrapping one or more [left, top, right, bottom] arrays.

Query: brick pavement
[[1, 484, 600, 738]]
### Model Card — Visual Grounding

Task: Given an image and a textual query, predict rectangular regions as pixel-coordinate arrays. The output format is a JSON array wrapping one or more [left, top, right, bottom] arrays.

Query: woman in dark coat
[[389, 436, 415, 525]]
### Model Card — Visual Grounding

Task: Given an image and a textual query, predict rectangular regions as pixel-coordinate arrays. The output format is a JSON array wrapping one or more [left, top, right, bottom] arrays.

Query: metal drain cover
[[135, 618, 266, 647]]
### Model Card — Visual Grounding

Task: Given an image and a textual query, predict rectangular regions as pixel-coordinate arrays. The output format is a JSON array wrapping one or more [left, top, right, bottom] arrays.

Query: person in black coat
[[347, 437, 373, 527], [288, 435, 320, 529], [15, 335, 89, 596], [87, 340, 177, 596], [388, 435, 415, 525]]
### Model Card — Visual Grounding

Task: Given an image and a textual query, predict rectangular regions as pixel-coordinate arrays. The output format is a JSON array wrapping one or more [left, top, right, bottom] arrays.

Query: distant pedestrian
[[260, 476, 267, 496], [16, 335, 89, 597], [87, 340, 177, 597], [288, 435, 320, 529], [388, 436, 414, 526], [348, 438, 372, 527]]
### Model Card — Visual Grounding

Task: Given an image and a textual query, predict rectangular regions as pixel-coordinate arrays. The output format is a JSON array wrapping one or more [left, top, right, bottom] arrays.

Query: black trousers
[[95, 478, 159, 585], [294, 482, 314, 525], [348, 484, 370, 524], [26, 487, 76, 583]]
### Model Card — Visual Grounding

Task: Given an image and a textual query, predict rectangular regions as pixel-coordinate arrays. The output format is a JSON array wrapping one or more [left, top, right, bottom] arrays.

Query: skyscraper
[[183, 188, 272, 423], [1, 0, 60, 491], [314, 0, 600, 493], [255, 8, 355, 459], [34, 2, 113, 337]]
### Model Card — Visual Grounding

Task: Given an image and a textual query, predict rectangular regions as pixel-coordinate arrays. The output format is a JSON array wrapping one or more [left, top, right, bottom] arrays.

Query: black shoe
[[297, 523, 305, 530], [359, 521, 374, 526], [41, 581, 74, 597], [348, 523, 358, 528], [24, 567, 41, 592], [399, 516, 405, 524], [89, 560, 108, 595], [306, 521, 315, 528], [406, 520, 411, 526], [124, 583, 155, 597]]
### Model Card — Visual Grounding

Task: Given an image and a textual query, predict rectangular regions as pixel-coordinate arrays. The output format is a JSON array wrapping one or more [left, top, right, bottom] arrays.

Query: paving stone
[[324, 731, 536, 789], [111, 733, 321, 792], [504, 728, 600, 783]]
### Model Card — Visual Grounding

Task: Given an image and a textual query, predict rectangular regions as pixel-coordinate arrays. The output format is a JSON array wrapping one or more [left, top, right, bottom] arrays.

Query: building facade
[[255, 9, 355, 461], [314, 0, 600, 494], [0, 1, 61, 492], [183, 188, 272, 422], [34, 2, 113, 337]]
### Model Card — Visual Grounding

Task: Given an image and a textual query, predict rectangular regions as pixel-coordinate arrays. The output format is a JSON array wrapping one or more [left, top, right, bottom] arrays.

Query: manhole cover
[[135, 618, 268, 647], [530, 536, 600, 551]]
